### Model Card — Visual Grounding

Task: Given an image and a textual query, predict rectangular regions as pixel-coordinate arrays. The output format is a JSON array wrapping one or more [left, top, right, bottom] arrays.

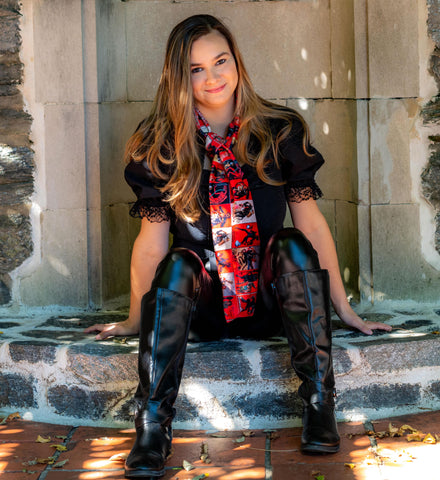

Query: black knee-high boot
[[268, 228, 340, 454], [125, 249, 204, 478]]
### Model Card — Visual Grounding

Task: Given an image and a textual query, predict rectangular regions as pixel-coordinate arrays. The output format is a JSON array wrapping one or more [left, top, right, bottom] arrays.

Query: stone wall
[[0, 1, 33, 306], [422, 0, 440, 254], [2, 0, 438, 311]]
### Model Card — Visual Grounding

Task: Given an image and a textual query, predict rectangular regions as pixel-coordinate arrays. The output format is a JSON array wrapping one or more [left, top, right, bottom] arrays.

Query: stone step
[[1, 304, 440, 430]]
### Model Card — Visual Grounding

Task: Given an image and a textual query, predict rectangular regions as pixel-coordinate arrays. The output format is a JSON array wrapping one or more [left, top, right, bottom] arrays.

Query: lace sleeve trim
[[286, 182, 323, 203], [129, 198, 171, 223]]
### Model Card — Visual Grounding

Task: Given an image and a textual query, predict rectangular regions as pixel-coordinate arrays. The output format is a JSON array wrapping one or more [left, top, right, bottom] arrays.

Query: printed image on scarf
[[235, 270, 259, 294], [232, 200, 256, 224], [209, 182, 230, 205], [238, 294, 257, 316], [232, 224, 259, 247], [213, 227, 232, 250], [233, 246, 259, 270], [211, 204, 231, 228]]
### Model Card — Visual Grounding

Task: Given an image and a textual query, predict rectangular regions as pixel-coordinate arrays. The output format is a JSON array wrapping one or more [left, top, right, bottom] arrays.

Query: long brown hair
[[124, 14, 311, 223]]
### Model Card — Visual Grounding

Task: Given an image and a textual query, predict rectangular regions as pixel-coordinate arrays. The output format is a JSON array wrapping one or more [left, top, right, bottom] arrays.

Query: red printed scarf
[[195, 108, 260, 321]]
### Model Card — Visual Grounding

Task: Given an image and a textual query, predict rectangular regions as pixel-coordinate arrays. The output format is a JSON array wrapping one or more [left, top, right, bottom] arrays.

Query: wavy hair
[[124, 14, 311, 223]]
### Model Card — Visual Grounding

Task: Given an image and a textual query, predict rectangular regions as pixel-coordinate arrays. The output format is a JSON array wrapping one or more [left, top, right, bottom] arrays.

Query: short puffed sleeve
[[278, 121, 324, 203], [124, 160, 172, 222]]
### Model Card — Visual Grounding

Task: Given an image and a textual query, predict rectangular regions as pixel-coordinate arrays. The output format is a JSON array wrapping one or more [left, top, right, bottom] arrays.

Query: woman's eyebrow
[[190, 51, 230, 66]]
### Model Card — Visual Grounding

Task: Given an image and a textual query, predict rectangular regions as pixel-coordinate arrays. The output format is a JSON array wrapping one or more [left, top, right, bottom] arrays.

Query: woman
[[85, 14, 391, 479]]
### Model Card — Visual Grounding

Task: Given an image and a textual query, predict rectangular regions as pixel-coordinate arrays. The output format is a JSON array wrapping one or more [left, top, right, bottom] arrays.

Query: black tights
[[148, 227, 321, 341]]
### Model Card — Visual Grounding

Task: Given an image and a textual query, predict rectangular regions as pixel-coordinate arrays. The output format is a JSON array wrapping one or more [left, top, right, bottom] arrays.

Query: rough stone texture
[[0, 372, 36, 408], [8, 340, 57, 364], [48, 386, 121, 420], [422, 1, 440, 253], [337, 383, 422, 410], [0, 1, 33, 304]]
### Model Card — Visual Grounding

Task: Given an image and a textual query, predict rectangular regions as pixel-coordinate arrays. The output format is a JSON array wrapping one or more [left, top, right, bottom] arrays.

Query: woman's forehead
[[190, 31, 231, 62]]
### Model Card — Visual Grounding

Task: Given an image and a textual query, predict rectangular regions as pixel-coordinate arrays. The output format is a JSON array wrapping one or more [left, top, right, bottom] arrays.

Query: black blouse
[[124, 117, 324, 263]]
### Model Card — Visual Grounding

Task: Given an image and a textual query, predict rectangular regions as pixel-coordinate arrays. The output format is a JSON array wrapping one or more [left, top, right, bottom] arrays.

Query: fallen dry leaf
[[54, 459, 69, 468], [242, 430, 255, 437], [344, 463, 356, 469], [209, 432, 228, 438], [0, 412, 21, 424], [36, 457, 56, 465], [406, 433, 425, 442], [109, 452, 128, 462], [200, 442, 211, 464], [233, 436, 246, 443], [183, 459, 195, 471], [191, 475, 208, 480], [423, 433, 436, 444], [36, 435, 51, 443], [50, 444, 67, 452]]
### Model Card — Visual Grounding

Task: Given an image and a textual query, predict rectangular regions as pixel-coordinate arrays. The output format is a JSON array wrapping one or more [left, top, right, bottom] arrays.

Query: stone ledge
[[0, 305, 440, 430]]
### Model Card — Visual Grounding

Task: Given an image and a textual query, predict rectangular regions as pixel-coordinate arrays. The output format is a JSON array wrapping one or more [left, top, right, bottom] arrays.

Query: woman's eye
[[216, 58, 226, 66], [191, 67, 202, 74]]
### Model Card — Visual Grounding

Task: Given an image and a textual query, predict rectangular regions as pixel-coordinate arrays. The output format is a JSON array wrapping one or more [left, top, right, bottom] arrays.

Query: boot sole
[[124, 468, 165, 478], [301, 443, 340, 455]]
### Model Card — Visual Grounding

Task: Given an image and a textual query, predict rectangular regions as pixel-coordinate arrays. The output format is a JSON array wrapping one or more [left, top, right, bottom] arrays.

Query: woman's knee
[[151, 248, 207, 298], [269, 227, 320, 274]]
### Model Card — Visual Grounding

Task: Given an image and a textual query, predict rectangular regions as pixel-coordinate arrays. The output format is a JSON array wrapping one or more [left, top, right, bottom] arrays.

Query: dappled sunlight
[[301, 48, 308, 61], [314, 71, 328, 89], [298, 98, 308, 111], [273, 60, 281, 73], [182, 381, 236, 430], [173, 437, 203, 445], [47, 254, 71, 277], [322, 121, 329, 135], [80, 436, 131, 470], [219, 467, 265, 479]]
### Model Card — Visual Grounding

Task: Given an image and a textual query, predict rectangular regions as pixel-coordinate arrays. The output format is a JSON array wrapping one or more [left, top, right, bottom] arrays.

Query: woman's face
[[190, 31, 238, 116]]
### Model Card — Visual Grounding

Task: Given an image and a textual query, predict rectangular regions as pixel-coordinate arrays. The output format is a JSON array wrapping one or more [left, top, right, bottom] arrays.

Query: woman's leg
[[264, 227, 340, 454], [125, 248, 210, 478]]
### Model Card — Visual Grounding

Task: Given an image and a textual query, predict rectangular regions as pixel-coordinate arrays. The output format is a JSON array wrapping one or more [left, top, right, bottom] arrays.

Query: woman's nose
[[205, 68, 218, 83]]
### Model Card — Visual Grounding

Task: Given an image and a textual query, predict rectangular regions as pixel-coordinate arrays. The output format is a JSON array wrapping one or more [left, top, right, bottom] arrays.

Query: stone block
[[367, 0, 419, 98], [337, 383, 421, 410], [335, 200, 359, 296], [96, 0, 127, 102], [20, 209, 88, 307], [44, 104, 86, 210], [99, 101, 152, 206], [8, 340, 57, 363], [369, 99, 419, 205], [371, 204, 440, 302], [358, 336, 440, 373], [0, 372, 36, 408], [287, 99, 358, 202], [67, 347, 137, 386], [126, 1, 331, 101], [33, 0, 84, 104], [330, 0, 356, 98], [224, 391, 303, 420], [47, 385, 121, 420], [356, 100, 370, 205], [357, 205, 372, 302], [185, 341, 250, 381], [353, 0, 368, 98], [101, 204, 131, 302], [0, 213, 32, 273]]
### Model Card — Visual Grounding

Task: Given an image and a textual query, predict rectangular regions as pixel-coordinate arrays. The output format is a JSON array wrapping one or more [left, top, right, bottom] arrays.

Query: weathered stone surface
[[20, 329, 91, 343], [0, 278, 11, 305], [67, 350, 137, 385], [40, 313, 128, 330], [337, 383, 421, 410], [0, 13, 20, 54], [48, 385, 121, 420], [359, 338, 440, 373], [185, 341, 251, 381], [0, 213, 32, 273], [68, 341, 138, 357], [224, 391, 303, 420], [0, 372, 36, 408], [9, 340, 57, 364]]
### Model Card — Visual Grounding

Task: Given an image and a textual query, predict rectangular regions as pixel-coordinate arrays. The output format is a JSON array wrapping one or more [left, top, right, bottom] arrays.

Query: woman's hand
[[84, 318, 140, 341], [334, 303, 392, 336]]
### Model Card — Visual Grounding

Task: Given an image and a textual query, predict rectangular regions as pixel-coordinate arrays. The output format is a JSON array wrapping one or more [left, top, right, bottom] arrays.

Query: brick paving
[[1, 411, 440, 479]]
